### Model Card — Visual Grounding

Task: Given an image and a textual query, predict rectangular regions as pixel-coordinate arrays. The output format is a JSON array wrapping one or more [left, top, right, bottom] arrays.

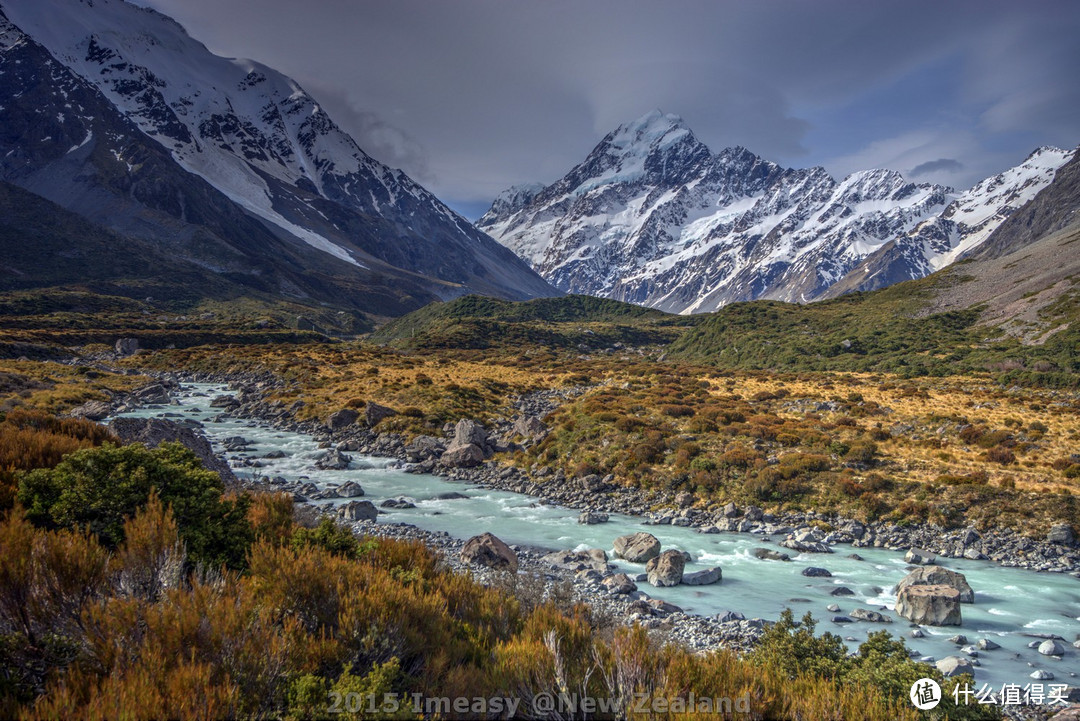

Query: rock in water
[[896, 585, 962, 626], [460, 532, 518, 572], [338, 500, 377, 522], [578, 511, 609, 525], [337, 481, 365, 498], [936, 656, 974, 677], [646, 550, 686, 587], [1038, 639, 1065, 656], [905, 548, 937, 565], [849, 608, 893, 623], [613, 532, 662, 563], [682, 566, 722, 586], [895, 566, 975, 603]]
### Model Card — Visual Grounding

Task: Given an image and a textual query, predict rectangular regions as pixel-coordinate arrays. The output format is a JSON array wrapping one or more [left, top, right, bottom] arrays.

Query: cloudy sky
[[138, 0, 1079, 219]]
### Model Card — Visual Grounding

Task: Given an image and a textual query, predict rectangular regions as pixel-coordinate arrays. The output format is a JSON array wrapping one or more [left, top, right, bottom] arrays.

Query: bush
[[18, 443, 252, 569]]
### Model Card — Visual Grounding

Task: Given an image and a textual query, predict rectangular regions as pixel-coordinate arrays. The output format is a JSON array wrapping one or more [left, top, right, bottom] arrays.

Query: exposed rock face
[[108, 416, 238, 486], [905, 548, 937, 565], [364, 403, 398, 427], [895, 566, 975, 603], [646, 550, 686, 587], [936, 656, 975, 677], [339, 500, 377, 522], [896, 584, 962, 626], [682, 566, 723, 586], [327, 408, 359, 430], [460, 532, 518, 572], [613, 532, 662, 563]]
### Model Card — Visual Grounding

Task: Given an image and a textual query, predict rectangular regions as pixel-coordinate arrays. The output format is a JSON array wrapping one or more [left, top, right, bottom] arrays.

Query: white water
[[118, 383, 1080, 690]]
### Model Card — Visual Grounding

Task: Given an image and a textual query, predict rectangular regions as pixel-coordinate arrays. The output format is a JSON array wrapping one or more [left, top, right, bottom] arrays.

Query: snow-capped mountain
[[0, 0, 556, 309], [479, 110, 1072, 313], [825, 146, 1075, 296]]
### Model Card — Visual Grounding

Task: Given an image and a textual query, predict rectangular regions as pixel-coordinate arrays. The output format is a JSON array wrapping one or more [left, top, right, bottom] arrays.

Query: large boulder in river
[[646, 550, 686, 587], [109, 416, 239, 487], [613, 532, 662, 563], [895, 566, 975, 603], [336, 481, 365, 498], [849, 608, 893, 623], [460, 533, 518, 572], [314, 448, 351, 470], [578, 511, 609, 525], [896, 584, 962, 626]]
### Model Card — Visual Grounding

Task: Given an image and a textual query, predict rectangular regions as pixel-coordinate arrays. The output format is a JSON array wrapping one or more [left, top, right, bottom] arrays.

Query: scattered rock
[[830, 586, 855, 597], [601, 573, 637, 594], [976, 638, 1000, 651], [460, 532, 518, 572], [380, 497, 416, 509], [314, 448, 351, 470], [440, 442, 485, 468], [1031, 669, 1055, 681], [613, 532, 662, 563], [753, 548, 791, 562], [780, 528, 833, 554]]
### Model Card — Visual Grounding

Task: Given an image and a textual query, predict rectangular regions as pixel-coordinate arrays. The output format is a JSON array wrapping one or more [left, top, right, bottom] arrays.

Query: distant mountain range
[[0, 0, 556, 318], [479, 110, 1075, 313]]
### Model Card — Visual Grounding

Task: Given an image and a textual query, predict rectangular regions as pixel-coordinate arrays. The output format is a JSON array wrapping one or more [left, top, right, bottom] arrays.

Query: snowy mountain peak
[[480, 112, 1069, 314]]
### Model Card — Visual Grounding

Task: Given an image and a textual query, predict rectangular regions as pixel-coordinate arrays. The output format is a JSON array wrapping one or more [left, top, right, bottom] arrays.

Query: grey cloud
[[910, 158, 964, 177], [140, 0, 1080, 204]]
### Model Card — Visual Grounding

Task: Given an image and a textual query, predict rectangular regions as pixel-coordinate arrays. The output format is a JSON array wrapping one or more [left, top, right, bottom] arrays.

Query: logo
[[910, 678, 941, 710]]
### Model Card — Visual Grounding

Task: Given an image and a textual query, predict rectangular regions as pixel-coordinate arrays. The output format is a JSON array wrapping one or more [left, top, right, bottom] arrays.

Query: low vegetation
[[0, 423, 986, 720]]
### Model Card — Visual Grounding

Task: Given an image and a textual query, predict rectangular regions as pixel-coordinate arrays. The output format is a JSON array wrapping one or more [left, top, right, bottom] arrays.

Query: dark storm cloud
[[139, 0, 1080, 208], [910, 159, 964, 178]]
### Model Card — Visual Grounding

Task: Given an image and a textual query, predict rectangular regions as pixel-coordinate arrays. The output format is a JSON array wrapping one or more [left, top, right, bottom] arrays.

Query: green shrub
[[18, 442, 252, 569]]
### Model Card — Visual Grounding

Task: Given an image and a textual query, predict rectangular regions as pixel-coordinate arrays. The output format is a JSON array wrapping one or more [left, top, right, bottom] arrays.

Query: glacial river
[[118, 383, 1080, 692]]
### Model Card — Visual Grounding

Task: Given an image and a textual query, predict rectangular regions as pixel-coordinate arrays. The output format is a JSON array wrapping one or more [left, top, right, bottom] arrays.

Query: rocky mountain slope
[[480, 110, 1072, 313], [0, 0, 555, 315]]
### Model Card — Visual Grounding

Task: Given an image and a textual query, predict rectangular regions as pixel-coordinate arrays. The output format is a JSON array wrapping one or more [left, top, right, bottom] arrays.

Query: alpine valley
[[479, 110, 1076, 313]]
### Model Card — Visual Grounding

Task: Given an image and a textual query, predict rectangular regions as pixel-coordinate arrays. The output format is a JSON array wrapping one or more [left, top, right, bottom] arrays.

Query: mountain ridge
[[480, 111, 1072, 313]]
